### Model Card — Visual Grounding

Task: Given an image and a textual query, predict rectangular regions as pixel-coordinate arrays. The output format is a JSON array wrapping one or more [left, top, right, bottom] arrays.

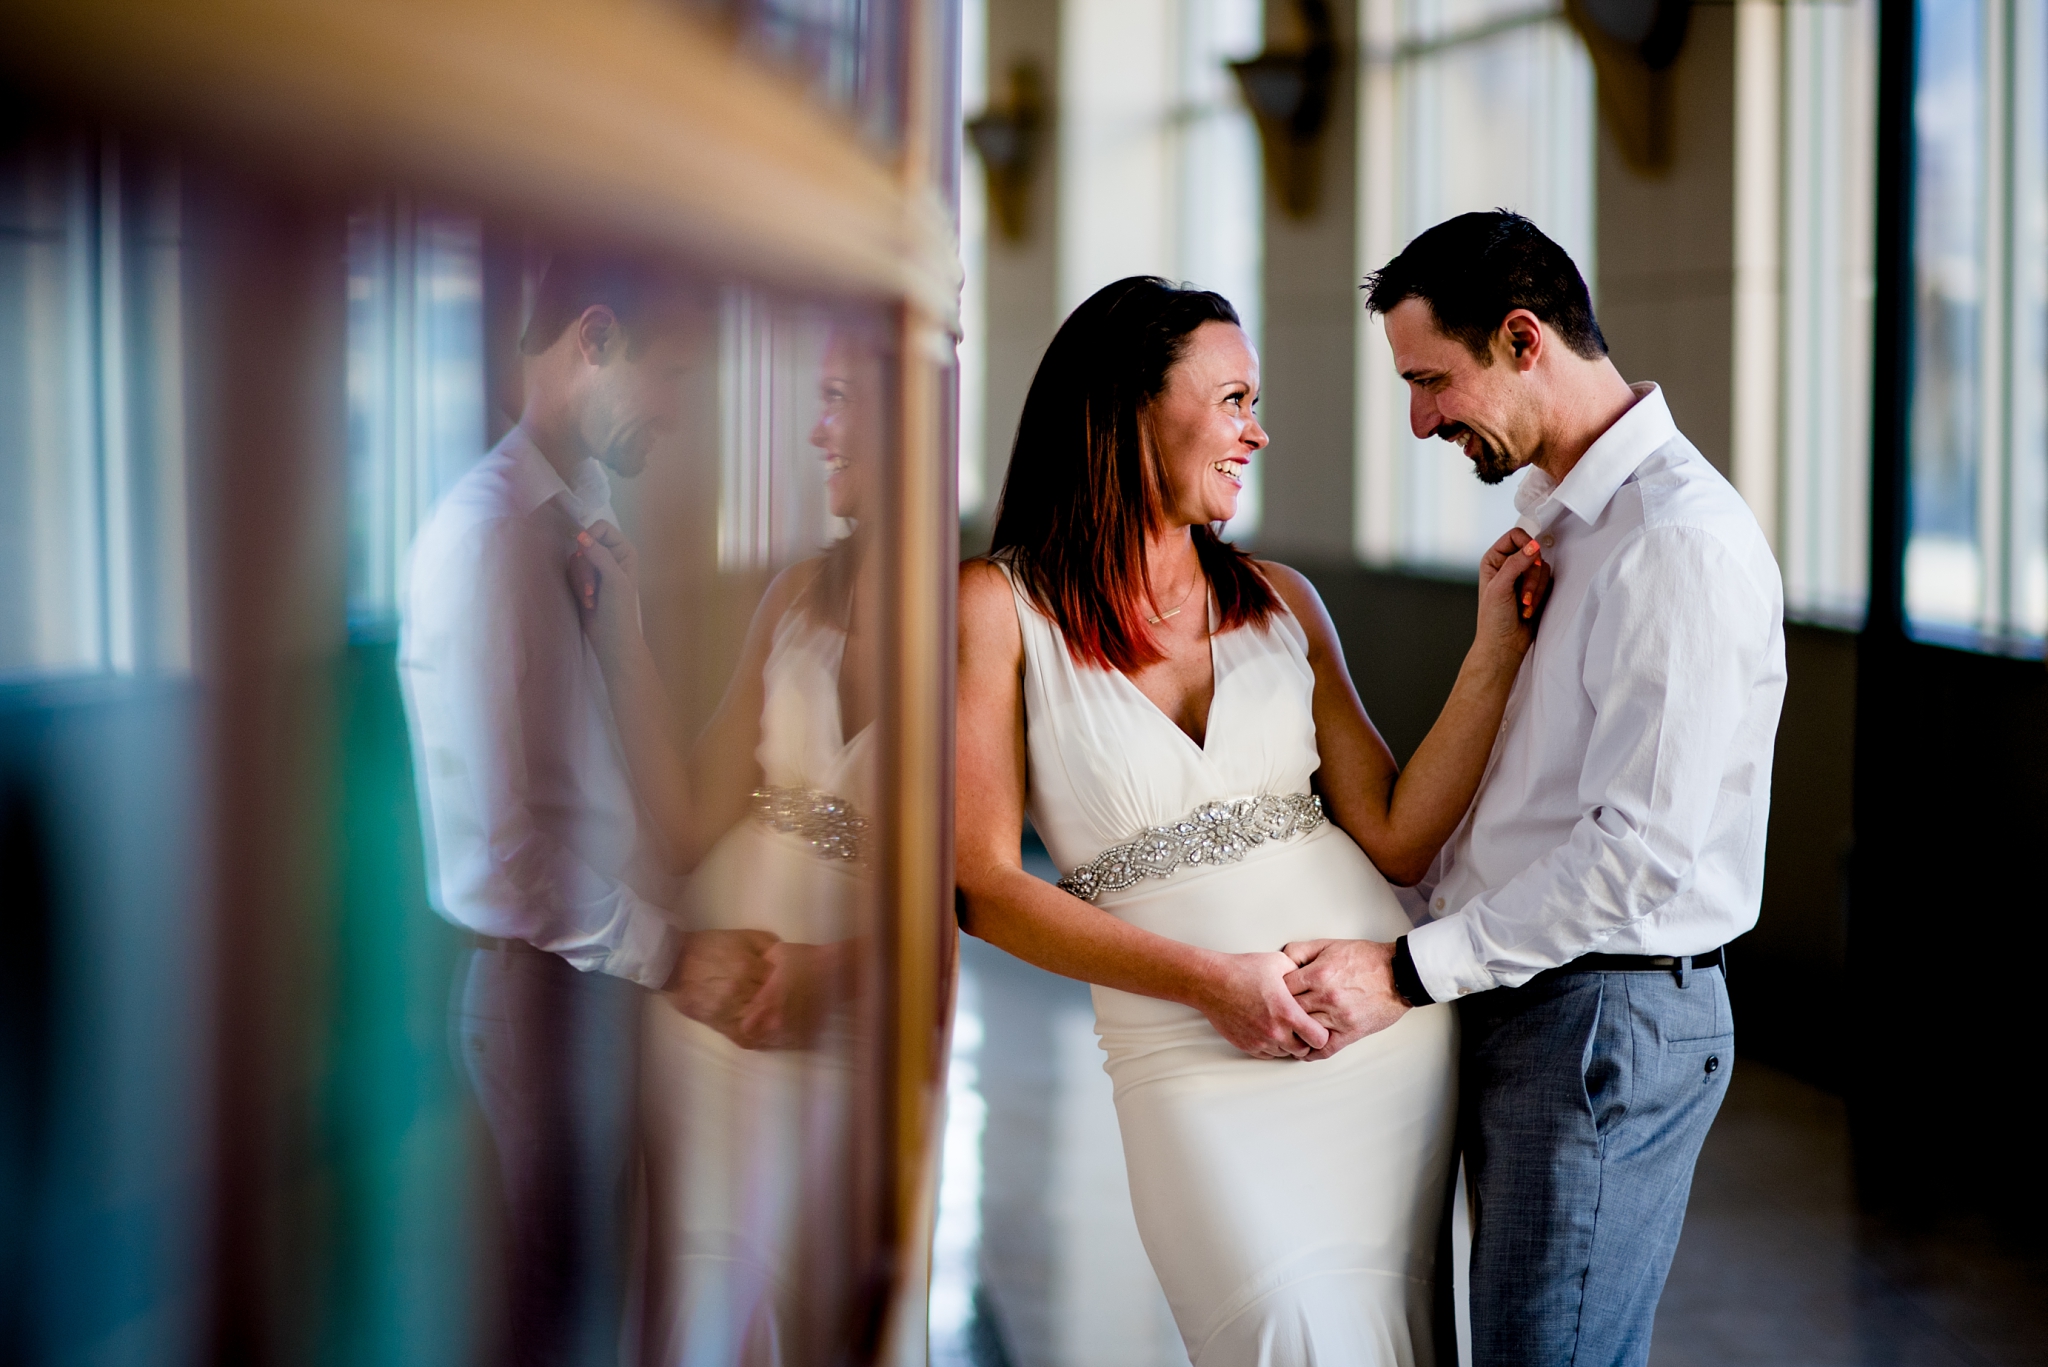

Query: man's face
[[580, 321, 694, 479], [1383, 298, 1537, 486]]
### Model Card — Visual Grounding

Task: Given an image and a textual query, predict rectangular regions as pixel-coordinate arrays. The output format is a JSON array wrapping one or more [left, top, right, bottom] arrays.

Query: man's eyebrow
[[1400, 368, 1440, 384]]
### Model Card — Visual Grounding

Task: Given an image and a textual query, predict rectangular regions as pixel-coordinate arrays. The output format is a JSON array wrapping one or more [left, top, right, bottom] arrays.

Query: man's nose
[[1409, 388, 1440, 440]]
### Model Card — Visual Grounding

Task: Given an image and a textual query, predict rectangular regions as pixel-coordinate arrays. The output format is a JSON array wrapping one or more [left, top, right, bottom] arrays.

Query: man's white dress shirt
[[399, 428, 679, 990], [1408, 384, 1787, 1003]]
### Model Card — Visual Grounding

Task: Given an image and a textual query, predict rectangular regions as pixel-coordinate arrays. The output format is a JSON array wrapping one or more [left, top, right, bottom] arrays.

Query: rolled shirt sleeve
[[1406, 525, 1777, 1001]]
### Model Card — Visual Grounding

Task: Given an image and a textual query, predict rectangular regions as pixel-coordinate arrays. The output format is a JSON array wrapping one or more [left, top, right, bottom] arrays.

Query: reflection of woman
[[956, 278, 1548, 1365], [572, 335, 881, 1366]]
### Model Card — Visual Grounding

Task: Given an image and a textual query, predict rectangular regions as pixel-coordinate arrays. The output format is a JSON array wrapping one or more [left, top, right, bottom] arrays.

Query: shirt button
[[1457, 987, 1471, 996], [1433, 896, 1446, 910], [1540, 534, 1556, 547], [1705, 1055, 1721, 1076]]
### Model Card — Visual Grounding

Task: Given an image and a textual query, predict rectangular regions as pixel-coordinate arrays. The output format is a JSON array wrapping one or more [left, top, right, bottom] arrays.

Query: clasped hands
[[667, 928, 844, 1051], [1197, 938, 1408, 1062]]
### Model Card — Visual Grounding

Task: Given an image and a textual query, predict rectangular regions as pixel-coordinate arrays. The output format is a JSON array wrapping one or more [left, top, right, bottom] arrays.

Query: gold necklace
[[1145, 574, 1200, 626]]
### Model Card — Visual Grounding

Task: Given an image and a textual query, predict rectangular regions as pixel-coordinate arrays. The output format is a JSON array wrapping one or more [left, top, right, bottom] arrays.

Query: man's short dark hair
[[1362, 210, 1606, 363], [518, 251, 693, 357]]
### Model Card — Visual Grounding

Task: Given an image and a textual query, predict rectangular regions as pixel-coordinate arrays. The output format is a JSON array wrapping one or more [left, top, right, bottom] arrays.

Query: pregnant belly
[[1089, 822, 1413, 1050]]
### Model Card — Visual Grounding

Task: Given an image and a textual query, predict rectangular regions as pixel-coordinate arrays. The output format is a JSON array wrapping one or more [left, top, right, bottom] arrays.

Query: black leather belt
[[1536, 946, 1723, 987]]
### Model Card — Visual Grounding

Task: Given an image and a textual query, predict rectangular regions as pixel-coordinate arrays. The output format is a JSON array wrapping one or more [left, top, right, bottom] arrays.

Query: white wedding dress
[[640, 603, 871, 1366], [1001, 562, 1458, 1366]]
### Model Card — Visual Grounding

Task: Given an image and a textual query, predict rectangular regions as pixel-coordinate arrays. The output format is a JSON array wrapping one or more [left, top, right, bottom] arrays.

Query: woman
[[571, 331, 885, 1366], [955, 277, 1547, 1365]]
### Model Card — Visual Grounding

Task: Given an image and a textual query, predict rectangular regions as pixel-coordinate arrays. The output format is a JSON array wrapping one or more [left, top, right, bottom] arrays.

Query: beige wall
[[1593, 7, 1740, 477], [975, 0, 1063, 530], [1253, 3, 1359, 561]]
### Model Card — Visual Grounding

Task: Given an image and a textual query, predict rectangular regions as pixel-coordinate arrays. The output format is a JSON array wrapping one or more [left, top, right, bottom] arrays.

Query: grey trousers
[[1460, 963, 1732, 1367], [457, 944, 640, 1367]]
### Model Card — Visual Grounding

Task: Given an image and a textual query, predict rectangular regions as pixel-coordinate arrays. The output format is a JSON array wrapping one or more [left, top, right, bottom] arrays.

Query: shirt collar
[[1513, 382, 1676, 537], [500, 425, 614, 526]]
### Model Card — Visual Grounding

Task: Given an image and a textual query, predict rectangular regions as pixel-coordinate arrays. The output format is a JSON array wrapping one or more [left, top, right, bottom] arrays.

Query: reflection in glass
[[346, 199, 486, 631], [570, 302, 891, 1362], [0, 134, 190, 679], [681, 0, 908, 147]]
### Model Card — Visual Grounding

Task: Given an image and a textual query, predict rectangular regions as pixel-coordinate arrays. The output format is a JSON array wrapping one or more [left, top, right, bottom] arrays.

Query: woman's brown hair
[[988, 276, 1277, 671]]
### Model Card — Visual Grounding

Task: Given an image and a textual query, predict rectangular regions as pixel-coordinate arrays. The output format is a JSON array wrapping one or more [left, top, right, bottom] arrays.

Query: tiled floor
[[933, 932, 2048, 1367]]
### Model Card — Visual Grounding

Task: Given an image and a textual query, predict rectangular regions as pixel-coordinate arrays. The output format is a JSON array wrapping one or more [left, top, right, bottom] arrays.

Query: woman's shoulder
[[959, 554, 1018, 607], [958, 557, 1024, 665], [749, 557, 830, 636], [1247, 558, 1330, 652]]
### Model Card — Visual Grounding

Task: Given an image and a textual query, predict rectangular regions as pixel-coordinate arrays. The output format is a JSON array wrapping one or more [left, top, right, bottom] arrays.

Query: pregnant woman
[[955, 277, 1548, 1365]]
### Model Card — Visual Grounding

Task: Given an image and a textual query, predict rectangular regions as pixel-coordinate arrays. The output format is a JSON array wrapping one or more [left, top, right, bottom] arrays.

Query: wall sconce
[[966, 62, 1044, 243], [1230, 0, 1337, 220], [1566, 0, 1694, 174]]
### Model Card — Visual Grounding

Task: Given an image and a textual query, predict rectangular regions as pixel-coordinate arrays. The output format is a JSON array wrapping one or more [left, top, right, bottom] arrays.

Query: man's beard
[[1438, 424, 1520, 486]]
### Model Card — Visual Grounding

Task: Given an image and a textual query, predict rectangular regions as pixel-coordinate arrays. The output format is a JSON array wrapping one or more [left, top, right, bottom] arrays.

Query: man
[[1284, 211, 1786, 1365], [399, 254, 769, 1365]]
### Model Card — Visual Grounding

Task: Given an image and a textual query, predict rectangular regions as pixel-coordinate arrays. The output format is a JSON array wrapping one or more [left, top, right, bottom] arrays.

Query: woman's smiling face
[[1145, 320, 1266, 529], [810, 334, 877, 521]]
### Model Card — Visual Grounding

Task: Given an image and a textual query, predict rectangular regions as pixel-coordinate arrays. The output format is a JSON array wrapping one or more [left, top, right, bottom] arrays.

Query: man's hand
[[729, 940, 848, 1051], [1280, 938, 1410, 1062], [666, 929, 778, 1041], [1194, 951, 1333, 1060]]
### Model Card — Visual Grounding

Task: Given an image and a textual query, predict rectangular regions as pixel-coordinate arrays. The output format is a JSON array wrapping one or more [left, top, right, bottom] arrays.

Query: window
[[344, 198, 486, 634], [1906, 0, 2048, 653], [715, 285, 848, 570], [1775, 0, 1880, 627], [1355, 0, 1596, 569], [0, 134, 191, 679], [1055, 0, 1267, 536]]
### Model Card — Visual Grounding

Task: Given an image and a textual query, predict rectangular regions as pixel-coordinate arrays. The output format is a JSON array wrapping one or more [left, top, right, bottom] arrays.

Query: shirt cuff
[[599, 889, 682, 991], [1405, 913, 1495, 1004], [1390, 937, 1435, 1007]]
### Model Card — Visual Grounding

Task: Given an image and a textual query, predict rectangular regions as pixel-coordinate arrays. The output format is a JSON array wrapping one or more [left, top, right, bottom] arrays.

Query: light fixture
[[965, 62, 1044, 243], [1230, 0, 1338, 220]]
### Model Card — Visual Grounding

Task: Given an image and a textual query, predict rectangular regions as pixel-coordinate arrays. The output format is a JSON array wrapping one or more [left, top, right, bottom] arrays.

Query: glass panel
[[1357, 8, 1595, 568], [2, 8, 951, 1349], [1906, 0, 1988, 632], [1906, 0, 2045, 653]]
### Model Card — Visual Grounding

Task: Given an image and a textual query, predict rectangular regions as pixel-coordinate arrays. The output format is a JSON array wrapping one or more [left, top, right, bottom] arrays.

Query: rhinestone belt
[[1056, 793, 1324, 903], [750, 787, 867, 863]]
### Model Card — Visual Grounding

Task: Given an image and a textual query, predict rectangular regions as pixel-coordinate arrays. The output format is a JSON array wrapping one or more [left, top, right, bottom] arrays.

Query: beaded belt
[[1056, 793, 1324, 904], [749, 786, 867, 863]]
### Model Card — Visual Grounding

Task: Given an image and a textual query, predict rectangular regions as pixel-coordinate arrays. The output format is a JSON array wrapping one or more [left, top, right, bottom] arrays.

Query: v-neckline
[[1113, 593, 1221, 756]]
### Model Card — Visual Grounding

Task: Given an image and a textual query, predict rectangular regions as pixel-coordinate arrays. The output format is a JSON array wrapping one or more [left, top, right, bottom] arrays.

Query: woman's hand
[[1472, 529, 1552, 668], [568, 519, 643, 667], [1192, 950, 1334, 1060]]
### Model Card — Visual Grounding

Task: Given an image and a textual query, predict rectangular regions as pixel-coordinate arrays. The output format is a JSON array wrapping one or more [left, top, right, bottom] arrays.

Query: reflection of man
[[398, 254, 764, 1366], [1284, 212, 1786, 1365]]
